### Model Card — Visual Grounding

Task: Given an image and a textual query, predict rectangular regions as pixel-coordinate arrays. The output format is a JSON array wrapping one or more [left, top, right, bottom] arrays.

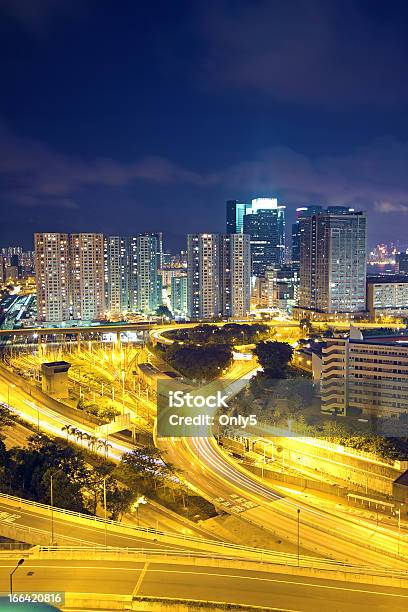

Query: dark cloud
[[2, 123, 408, 223], [196, 0, 408, 106], [0, 124, 205, 209], [208, 138, 408, 213]]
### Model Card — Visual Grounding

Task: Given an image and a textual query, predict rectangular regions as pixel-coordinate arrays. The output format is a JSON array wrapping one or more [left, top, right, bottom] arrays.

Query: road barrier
[[2, 491, 403, 572]]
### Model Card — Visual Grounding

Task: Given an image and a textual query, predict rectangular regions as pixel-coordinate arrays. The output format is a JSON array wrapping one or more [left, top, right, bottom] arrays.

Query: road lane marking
[[0, 565, 407, 598], [132, 561, 150, 597]]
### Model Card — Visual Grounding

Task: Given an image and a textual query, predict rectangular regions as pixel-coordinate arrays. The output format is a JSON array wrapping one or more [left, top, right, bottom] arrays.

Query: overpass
[[1, 547, 408, 611]]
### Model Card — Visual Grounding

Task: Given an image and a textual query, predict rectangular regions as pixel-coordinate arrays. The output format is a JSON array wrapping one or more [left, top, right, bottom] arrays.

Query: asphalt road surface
[[1, 559, 407, 611]]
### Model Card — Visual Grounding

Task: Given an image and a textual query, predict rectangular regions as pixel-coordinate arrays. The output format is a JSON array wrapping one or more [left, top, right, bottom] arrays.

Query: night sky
[[1, 0, 408, 251]]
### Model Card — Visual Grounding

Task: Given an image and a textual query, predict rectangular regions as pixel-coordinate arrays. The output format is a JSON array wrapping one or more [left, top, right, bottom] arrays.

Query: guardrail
[[29, 546, 408, 579], [0, 491, 396, 571]]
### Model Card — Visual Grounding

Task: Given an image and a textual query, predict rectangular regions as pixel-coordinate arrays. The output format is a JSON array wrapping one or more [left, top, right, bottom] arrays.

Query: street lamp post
[[103, 477, 107, 549], [297, 508, 301, 566], [121, 370, 125, 414], [133, 495, 147, 526], [50, 474, 55, 545], [9, 559, 25, 595], [397, 507, 401, 555]]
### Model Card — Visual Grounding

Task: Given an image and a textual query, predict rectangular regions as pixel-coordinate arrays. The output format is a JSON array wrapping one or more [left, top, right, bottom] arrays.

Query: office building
[[243, 197, 286, 276], [296, 208, 367, 319], [226, 200, 249, 234], [136, 234, 160, 314], [104, 236, 130, 316], [264, 264, 300, 311], [220, 234, 251, 318], [34, 233, 71, 322], [70, 233, 105, 321], [366, 275, 408, 320], [320, 334, 408, 417], [291, 206, 323, 263], [187, 233, 221, 320], [171, 274, 188, 318], [396, 252, 408, 275]]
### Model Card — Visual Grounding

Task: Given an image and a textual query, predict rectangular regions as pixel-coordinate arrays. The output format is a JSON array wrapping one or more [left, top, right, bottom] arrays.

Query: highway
[[162, 435, 408, 569], [156, 357, 408, 569], [1, 558, 408, 611], [0, 496, 228, 554]]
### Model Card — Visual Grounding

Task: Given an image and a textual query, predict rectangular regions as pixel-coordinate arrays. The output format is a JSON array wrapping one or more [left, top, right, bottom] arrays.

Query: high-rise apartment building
[[34, 233, 70, 322], [171, 274, 188, 318], [187, 233, 221, 320], [70, 233, 105, 321], [296, 208, 367, 319], [220, 234, 251, 318], [187, 233, 251, 320], [243, 197, 286, 276], [226, 200, 249, 234], [136, 234, 160, 314], [104, 236, 130, 316]]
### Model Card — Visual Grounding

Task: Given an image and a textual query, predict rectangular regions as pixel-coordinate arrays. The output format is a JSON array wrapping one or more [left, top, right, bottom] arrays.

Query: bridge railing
[[31, 546, 408, 579]]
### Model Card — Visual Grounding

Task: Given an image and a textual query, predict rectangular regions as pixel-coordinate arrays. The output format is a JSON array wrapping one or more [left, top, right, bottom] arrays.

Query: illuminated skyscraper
[[243, 197, 286, 276], [34, 233, 70, 322], [187, 233, 220, 320], [171, 274, 188, 317], [297, 208, 367, 317], [220, 234, 251, 318], [136, 234, 160, 314], [104, 236, 130, 316], [70, 233, 105, 321], [226, 200, 249, 234], [291, 206, 323, 263]]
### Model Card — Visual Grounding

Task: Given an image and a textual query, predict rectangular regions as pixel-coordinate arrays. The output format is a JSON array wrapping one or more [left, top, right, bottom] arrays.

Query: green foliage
[[158, 342, 233, 380], [77, 398, 120, 423], [253, 341, 293, 378], [0, 404, 13, 429], [163, 323, 270, 346], [116, 446, 175, 488], [0, 432, 134, 518], [156, 305, 173, 319]]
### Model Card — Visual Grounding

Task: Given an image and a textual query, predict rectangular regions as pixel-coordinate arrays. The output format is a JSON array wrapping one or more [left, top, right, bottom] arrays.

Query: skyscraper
[[70, 233, 105, 321], [104, 236, 130, 316], [226, 200, 249, 234], [243, 197, 286, 276], [171, 274, 188, 318], [297, 208, 367, 317], [291, 206, 323, 263], [136, 234, 160, 314], [34, 233, 70, 322], [220, 234, 251, 318], [187, 233, 220, 320]]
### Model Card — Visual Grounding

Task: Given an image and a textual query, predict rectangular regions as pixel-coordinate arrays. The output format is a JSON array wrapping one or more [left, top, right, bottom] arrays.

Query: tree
[[253, 341, 293, 378], [106, 485, 134, 520], [162, 343, 233, 380], [299, 318, 313, 335], [0, 404, 13, 429], [156, 305, 173, 319], [41, 468, 86, 513]]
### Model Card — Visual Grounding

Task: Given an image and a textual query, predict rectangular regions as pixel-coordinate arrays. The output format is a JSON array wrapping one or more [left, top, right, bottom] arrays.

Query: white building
[[70, 233, 105, 321], [367, 276, 408, 320], [320, 333, 408, 417], [34, 233, 71, 322]]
